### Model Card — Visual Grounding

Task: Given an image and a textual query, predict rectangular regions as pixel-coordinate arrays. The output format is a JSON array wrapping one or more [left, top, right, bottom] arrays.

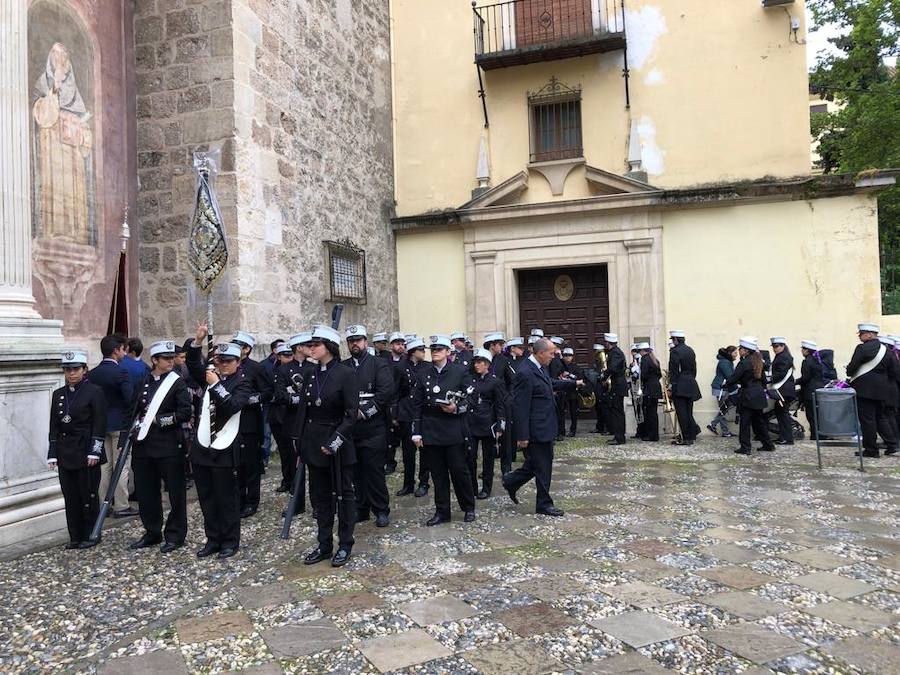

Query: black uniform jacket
[[640, 357, 663, 398], [668, 343, 702, 401], [396, 359, 424, 424], [771, 350, 797, 401], [563, 361, 583, 400], [130, 372, 193, 458], [491, 352, 517, 394], [269, 361, 289, 427], [847, 340, 896, 403], [796, 354, 826, 401], [342, 351, 394, 440], [291, 359, 359, 468], [451, 349, 473, 371], [605, 346, 630, 397], [410, 361, 473, 445], [48, 379, 108, 469], [187, 345, 252, 467], [724, 357, 768, 410], [467, 372, 506, 438], [237, 357, 273, 436], [273, 359, 315, 431]]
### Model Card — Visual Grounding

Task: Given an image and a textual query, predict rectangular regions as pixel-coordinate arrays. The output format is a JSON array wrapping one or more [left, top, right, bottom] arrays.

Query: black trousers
[[565, 396, 578, 433], [857, 397, 897, 452], [738, 406, 774, 452], [607, 393, 626, 442], [423, 443, 475, 517], [674, 397, 697, 441], [308, 461, 355, 552], [353, 435, 390, 517], [500, 401, 514, 473], [386, 419, 398, 470], [468, 436, 498, 494], [238, 433, 262, 510], [594, 390, 608, 432], [642, 396, 659, 441], [555, 394, 566, 436], [133, 454, 187, 545], [271, 422, 294, 489], [774, 399, 796, 443], [803, 398, 819, 440], [399, 422, 429, 489], [504, 440, 554, 511], [193, 463, 240, 549], [58, 464, 101, 543]]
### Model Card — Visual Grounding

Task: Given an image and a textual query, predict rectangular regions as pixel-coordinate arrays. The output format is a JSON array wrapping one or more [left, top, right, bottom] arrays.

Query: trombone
[[661, 370, 681, 443]]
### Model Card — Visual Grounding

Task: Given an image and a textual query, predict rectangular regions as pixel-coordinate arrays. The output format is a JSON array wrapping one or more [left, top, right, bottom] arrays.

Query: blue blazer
[[513, 358, 574, 443], [88, 360, 135, 432]]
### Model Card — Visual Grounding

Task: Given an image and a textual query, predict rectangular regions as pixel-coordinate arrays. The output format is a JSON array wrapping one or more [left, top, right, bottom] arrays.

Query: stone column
[[469, 250, 498, 343], [0, 0, 66, 551]]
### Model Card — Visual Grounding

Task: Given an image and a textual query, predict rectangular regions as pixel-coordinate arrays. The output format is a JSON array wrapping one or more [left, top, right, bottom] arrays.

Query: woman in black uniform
[[467, 348, 506, 499], [293, 325, 359, 568], [769, 337, 797, 445], [725, 337, 775, 455], [638, 342, 662, 441], [48, 350, 108, 549]]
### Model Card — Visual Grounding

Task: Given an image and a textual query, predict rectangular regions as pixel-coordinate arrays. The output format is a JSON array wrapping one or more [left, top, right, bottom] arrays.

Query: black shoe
[[758, 445, 776, 452], [568, 430, 577, 437], [375, 513, 390, 528], [607, 439, 625, 445], [331, 549, 351, 567], [240, 505, 257, 519], [706, 424, 718, 436], [591, 428, 605, 434], [304, 547, 332, 565], [112, 507, 140, 519], [476, 490, 490, 500], [217, 547, 238, 560], [197, 542, 220, 558], [426, 513, 450, 526], [885, 448, 899, 456], [555, 435, 565, 442], [414, 485, 429, 498], [856, 450, 881, 458], [396, 485, 414, 496], [537, 506, 565, 517], [464, 511, 476, 523], [275, 483, 289, 493], [734, 448, 751, 455], [185, 479, 194, 490], [775, 440, 794, 446], [65, 541, 82, 550], [502, 480, 519, 505], [384, 463, 397, 475], [356, 513, 371, 524], [159, 541, 181, 554], [671, 439, 694, 446], [129, 534, 162, 550], [78, 539, 100, 549]]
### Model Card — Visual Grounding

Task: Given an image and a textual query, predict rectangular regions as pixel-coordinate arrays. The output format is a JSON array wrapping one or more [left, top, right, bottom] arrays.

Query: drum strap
[[849, 344, 887, 383]]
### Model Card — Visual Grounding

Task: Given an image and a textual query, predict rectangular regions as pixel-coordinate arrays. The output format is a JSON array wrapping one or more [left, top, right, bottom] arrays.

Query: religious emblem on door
[[553, 274, 575, 301]]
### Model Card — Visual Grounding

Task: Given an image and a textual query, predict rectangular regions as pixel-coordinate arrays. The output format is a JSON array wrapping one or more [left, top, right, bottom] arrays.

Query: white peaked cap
[[61, 349, 88, 366], [473, 348, 493, 362], [739, 336, 758, 351], [603, 333, 618, 343], [275, 343, 292, 355], [232, 331, 255, 348], [858, 323, 879, 333], [770, 337, 787, 345], [801, 340, 817, 350], [636, 342, 651, 350], [311, 325, 341, 345], [482, 332, 505, 346], [406, 338, 425, 351], [507, 337, 524, 347], [879, 335, 896, 346], [149, 340, 177, 357], [372, 332, 388, 342], [550, 336, 564, 346], [429, 335, 452, 349], [669, 330, 686, 338], [288, 332, 312, 347], [450, 332, 465, 340], [530, 328, 544, 337], [345, 325, 367, 339], [389, 331, 406, 343], [593, 344, 605, 351], [562, 347, 574, 355], [216, 343, 242, 359]]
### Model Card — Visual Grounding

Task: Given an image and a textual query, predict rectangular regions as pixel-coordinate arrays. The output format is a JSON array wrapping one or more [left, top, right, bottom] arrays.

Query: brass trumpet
[[661, 370, 681, 443]]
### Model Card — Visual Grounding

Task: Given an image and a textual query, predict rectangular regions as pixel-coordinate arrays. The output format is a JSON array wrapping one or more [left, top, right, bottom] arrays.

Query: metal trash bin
[[812, 387, 863, 471]]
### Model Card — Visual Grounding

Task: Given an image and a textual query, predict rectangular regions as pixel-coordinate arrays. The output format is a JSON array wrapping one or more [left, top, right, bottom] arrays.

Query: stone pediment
[[460, 165, 656, 209]]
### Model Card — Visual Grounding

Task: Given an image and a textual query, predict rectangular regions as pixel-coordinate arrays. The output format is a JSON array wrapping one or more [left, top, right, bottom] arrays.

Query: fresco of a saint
[[32, 41, 95, 246]]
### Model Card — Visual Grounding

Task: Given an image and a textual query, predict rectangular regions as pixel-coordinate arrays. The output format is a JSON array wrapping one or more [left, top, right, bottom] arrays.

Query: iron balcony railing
[[473, 0, 625, 60]]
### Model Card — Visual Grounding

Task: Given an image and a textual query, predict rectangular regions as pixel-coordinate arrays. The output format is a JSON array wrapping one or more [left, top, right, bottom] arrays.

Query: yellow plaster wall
[[396, 228, 467, 337], [662, 194, 882, 415], [391, 0, 811, 216]]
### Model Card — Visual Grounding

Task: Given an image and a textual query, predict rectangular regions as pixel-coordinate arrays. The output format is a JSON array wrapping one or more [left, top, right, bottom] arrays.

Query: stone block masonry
[[135, 0, 397, 346]]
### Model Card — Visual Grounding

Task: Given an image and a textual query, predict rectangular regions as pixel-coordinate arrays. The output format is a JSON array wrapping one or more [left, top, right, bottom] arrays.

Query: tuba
[[595, 348, 611, 393], [661, 370, 681, 442]]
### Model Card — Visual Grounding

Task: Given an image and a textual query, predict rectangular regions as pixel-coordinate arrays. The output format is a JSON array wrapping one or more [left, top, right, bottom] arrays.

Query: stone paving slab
[[605, 581, 689, 608], [589, 610, 692, 647], [97, 649, 188, 675], [358, 628, 452, 672], [805, 599, 897, 632], [792, 571, 878, 599], [492, 602, 577, 637], [699, 542, 762, 564], [704, 624, 805, 664], [463, 640, 565, 675], [235, 582, 300, 610], [577, 652, 671, 673], [175, 610, 254, 644], [397, 595, 479, 626], [823, 635, 900, 672], [779, 547, 850, 570], [702, 590, 791, 620], [261, 618, 347, 658], [699, 565, 776, 590], [314, 590, 385, 616]]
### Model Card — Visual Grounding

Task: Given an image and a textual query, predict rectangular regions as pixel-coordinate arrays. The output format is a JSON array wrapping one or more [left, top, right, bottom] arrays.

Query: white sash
[[849, 344, 887, 383], [137, 372, 180, 441], [770, 367, 794, 392], [197, 388, 242, 450]]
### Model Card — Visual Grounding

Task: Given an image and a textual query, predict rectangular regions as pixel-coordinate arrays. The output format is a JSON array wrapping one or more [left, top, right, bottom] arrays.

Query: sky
[[806, 5, 897, 70]]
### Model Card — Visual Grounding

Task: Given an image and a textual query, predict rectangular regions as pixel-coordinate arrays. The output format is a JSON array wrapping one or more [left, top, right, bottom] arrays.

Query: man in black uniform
[[769, 337, 797, 446], [796, 339, 826, 440], [343, 325, 394, 527], [273, 332, 315, 495], [268, 342, 295, 492], [548, 337, 566, 441], [667, 329, 702, 445], [468, 348, 506, 498], [561, 347, 583, 436], [385, 331, 407, 474], [232, 330, 273, 518], [48, 350, 107, 549], [591, 344, 610, 435], [187, 325, 251, 559], [847, 323, 898, 457], [395, 337, 430, 496], [411, 335, 476, 525], [602, 333, 628, 445], [128, 340, 193, 553], [372, 332, 389, 359], [485, 332, 516, 474], [450, 332, 473, 370]]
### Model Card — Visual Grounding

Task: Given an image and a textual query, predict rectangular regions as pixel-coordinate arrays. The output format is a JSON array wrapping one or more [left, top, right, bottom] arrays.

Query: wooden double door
[[517, 264, 610, 366]]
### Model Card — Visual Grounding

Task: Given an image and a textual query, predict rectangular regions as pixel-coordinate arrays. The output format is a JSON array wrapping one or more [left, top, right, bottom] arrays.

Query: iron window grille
[[528, 77, 583, 163], [325, 240, 367, 304]]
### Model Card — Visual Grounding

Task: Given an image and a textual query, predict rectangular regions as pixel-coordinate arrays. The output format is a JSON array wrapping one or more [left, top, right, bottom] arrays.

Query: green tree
[[808, 0, 900, 312]]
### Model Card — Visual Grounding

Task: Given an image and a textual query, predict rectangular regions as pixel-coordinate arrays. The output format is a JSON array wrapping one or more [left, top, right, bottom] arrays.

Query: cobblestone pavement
[[2, 435, 899, 674]]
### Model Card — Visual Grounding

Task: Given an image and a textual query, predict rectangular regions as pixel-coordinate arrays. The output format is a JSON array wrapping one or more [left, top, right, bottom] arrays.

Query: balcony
[[473, 0, 626, 70]]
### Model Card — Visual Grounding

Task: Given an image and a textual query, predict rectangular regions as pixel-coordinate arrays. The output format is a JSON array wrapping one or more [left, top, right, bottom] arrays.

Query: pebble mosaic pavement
[[2, 435, 900, 674]]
